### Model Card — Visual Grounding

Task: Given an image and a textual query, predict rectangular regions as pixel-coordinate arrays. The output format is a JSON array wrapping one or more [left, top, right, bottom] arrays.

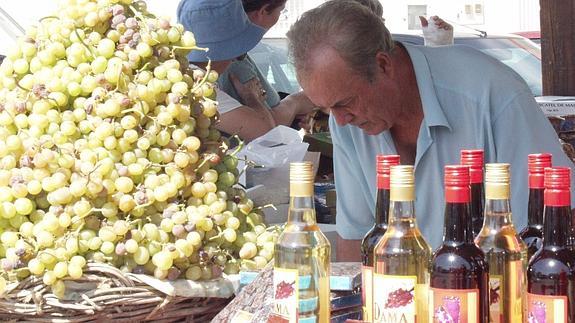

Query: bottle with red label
[[373, 165, 431, 323], [360, 155, 400, 322], [430, 165, 489, 323], [527, 167, 575, 322], [460, 149, 485, 238], [519, 153, 552, 261]]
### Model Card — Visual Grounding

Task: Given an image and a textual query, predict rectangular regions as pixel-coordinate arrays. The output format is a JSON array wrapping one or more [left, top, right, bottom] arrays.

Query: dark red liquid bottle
[[520, 153, 552, 261], [360, 155, 399, 322], [461, 150, 484, 238], [527, 167, 575, 322], [430, 165, 490, 323]]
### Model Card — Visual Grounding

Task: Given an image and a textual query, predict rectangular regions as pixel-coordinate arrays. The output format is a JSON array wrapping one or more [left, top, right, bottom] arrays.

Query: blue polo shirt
[[331, 43, 575, 248]]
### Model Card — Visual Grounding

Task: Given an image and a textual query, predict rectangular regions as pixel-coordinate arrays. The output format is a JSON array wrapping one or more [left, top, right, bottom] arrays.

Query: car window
[[250, 39, 301, 94], [456, 37, 542, 96]]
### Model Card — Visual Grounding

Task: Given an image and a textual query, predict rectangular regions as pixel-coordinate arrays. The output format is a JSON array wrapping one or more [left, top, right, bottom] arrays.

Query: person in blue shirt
[[178, 0, 312, 141], [286, 1, 575, 260]]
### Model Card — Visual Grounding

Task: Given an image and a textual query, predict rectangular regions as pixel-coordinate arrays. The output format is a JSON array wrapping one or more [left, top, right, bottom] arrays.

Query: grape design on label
[[384, 288, 414, 309], [275, 280, 295, 299]]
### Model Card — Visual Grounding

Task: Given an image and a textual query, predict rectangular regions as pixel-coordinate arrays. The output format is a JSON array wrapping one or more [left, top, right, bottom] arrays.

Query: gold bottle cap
[[390, 165, 415, 201], [485, 163, 510, 199], [290, 162, 314, 197]]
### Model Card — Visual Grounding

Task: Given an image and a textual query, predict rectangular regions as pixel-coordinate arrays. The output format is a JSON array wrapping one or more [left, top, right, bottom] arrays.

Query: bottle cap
[[544, 167, 571, 207], [485, 163, 510, 199], [390, 165, 415, 201], [376, 155, 400, 189], [528, 153, 552, 189], [290, 162, 314, 197], [460, 150, 484, 184], [445, 165, 471, 203]]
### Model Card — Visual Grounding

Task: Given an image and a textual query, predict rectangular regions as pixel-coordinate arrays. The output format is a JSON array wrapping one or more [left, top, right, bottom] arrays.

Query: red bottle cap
[[544, 167, 571, 207], [445, 165, 471, 203], [528, 153, 552, 189], [460, 150, 484, 184], [376, 155, 400, 189]]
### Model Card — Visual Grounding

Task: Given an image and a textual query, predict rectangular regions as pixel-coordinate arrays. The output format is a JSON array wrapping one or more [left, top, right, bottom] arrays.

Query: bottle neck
[[470, 183, 484, 209], [469, 182, 484, 230], [287, 181, 316, 224], [542, 206, 571, 247], [483, 198, 513, 228], [443, 202, 474, 244], [374, 188, 390, 227], [389, 199, 416, 224], [527, 188, 544, 228]]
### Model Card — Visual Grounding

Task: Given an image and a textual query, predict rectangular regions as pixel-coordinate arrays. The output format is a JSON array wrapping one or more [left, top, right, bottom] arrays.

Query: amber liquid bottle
[[519, 153, 552, 261], [475, 163, 527, 323], [430, 165, 489, 322], [373, 165, 431, 323], [527, 167, 575, 322], [461, 149, 485, 238], [360, 155, 400, 322], [271, 162, 331, 323]]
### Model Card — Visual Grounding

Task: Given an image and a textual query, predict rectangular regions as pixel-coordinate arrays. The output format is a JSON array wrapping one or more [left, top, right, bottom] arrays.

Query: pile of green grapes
[[0, 0, 276, 298]]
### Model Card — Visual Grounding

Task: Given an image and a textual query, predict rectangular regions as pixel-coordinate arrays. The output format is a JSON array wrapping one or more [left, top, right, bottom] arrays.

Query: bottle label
[[429, 288, 479, 323], [489, 275, 503, 322], [527, 293, 568, 323], [362, 265, 374, 322], [489, 260, 524, 323], [270, 267, 299, 323], [373, 274, 417, 323]]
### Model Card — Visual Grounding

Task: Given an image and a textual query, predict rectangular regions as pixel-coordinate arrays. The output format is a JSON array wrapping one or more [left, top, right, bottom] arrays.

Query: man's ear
[[375, 51, 393, 77]]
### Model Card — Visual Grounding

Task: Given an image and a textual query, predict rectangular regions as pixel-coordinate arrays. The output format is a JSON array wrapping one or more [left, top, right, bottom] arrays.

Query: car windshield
[[456, 37, 542, 96]]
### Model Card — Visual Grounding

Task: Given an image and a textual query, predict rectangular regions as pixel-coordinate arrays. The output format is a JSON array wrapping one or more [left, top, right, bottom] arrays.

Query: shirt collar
[[401, 43, 452, 132]]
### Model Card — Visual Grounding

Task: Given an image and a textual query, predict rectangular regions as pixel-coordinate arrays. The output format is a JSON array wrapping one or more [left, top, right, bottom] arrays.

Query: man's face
[[298, 47, 399, 136]]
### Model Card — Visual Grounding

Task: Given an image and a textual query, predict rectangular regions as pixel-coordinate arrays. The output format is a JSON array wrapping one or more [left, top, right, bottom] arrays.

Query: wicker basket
[[0, 263, 233, 322]]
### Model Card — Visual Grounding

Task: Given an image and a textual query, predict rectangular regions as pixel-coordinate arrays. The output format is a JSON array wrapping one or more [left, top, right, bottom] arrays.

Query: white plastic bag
[[238, 126, 309, 204], [421, 16, 454, 47]]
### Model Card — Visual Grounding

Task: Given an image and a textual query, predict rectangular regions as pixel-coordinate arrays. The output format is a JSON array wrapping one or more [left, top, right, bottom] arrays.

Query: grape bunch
[[384, 288, 414, 309], [274, 280, 295, 299], [0, 0, 277, 298]]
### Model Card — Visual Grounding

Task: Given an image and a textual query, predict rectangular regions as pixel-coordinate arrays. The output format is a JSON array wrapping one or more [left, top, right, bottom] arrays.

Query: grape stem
[[190, 61, 212, 94], [73, 29, 96, 60]]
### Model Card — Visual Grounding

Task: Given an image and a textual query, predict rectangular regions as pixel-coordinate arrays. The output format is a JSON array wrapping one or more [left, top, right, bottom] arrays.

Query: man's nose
[[332, 110, 353, 126]]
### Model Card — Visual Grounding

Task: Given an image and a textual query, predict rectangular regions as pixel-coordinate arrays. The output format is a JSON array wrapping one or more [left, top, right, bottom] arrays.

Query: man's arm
[[493, 92, 575, 229], [329, 116, 377, 261]]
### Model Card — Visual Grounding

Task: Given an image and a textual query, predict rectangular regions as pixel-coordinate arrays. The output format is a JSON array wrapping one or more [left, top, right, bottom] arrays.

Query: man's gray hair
[[287, 0, 394, 81], [353, 0, 383, 17]]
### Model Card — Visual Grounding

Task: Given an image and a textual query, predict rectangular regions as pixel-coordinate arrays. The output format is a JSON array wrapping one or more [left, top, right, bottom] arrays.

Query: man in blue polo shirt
[[287, 1, 575, 259]]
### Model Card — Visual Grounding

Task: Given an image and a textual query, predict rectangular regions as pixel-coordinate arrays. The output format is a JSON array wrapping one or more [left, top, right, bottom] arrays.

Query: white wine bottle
[[475, 163, 527, 323], [269, 162, 331, 323], [373, 165, 431, 323]]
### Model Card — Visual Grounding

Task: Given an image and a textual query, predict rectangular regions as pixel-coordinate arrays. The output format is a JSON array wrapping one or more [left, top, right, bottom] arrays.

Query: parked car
[[513, 31, 541, 44], [251, 32, 543, 97]]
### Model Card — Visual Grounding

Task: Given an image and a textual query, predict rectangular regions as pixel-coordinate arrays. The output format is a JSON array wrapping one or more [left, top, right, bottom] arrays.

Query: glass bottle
[[519, 153, 552, 261], [527, 167, 575, 323], [360, 154, 400, 322], [430, 165, 490, 322], [373, 165, 431, 323], [461, 149, 485, 238], [475, 163, 527, 323], [270, 162, 331, 323]]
